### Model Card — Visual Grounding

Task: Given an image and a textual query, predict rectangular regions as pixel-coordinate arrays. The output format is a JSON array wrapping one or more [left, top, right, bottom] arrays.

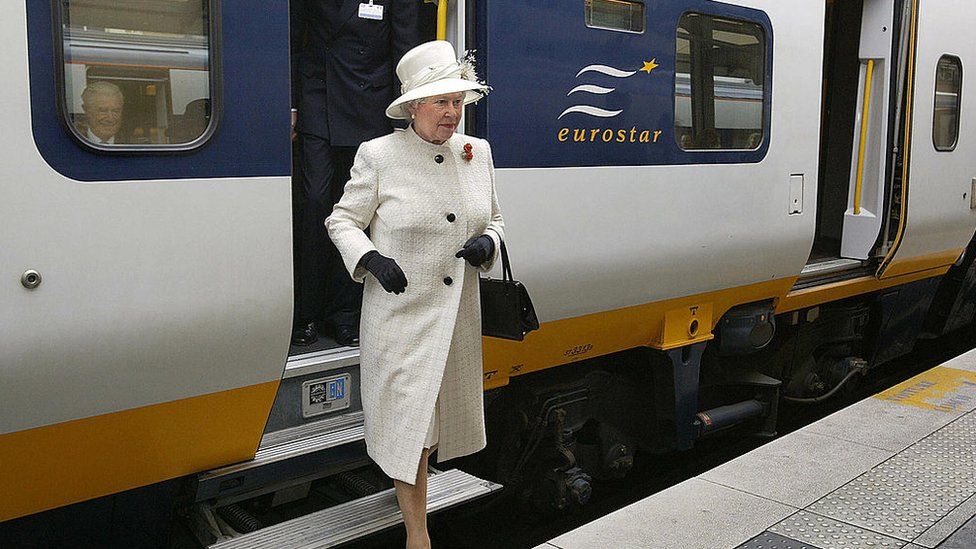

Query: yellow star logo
[[640, 58, 659, 74]]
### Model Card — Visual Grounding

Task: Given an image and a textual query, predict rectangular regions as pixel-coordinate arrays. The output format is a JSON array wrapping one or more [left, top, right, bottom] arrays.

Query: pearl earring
[[411, 114, 415, 120]]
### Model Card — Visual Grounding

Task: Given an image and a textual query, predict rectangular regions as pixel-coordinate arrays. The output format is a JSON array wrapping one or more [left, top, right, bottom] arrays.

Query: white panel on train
[[882, 0, 976, 274], [0, 1, 292, 436]]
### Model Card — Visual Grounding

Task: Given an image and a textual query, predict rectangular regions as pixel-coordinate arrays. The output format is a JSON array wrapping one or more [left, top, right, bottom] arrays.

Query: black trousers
[[294, 133, 363, 328]]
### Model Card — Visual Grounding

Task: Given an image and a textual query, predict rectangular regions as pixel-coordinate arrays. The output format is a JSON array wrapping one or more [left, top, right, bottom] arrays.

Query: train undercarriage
[[468, 231, 976, 518]]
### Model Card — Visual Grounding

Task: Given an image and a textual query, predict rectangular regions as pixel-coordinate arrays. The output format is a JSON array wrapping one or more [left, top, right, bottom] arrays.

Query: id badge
[[358, 1, 383, 20]]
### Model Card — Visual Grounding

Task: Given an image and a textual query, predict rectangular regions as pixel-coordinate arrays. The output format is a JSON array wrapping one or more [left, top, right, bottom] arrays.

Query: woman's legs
[[394, 447, 432, 549], [397, 397, 439, 548]]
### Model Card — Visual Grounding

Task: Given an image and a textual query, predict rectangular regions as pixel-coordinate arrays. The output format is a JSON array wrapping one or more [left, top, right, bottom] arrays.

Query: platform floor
[[539, 349, 976, 549]]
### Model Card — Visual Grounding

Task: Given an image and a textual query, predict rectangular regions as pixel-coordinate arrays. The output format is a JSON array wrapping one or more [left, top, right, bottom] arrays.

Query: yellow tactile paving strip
[[875, 366, 976, 414]]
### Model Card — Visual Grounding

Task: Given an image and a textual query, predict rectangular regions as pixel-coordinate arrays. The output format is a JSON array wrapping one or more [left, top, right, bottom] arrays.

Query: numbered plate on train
[[302, 374, 352, 418]]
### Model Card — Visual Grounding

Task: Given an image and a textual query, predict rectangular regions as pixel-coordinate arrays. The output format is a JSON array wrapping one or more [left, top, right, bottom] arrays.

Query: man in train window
[[76, 81, 125, 145], [290, 0, 420, 347]]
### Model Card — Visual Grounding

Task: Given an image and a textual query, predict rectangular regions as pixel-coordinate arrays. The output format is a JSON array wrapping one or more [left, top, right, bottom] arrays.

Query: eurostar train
[[3, 0, 976, 546]]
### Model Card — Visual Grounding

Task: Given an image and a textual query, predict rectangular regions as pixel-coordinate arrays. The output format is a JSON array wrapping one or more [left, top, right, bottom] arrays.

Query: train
[[3, 0, 975, 546]]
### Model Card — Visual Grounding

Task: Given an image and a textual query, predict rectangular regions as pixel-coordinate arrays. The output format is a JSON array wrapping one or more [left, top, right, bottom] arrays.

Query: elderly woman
[[325, 41, 503, 548]]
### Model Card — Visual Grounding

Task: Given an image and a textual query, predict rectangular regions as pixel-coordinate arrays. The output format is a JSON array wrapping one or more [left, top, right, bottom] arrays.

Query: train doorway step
[[289, 332, 355, 357], [207, 469, 501, 549]]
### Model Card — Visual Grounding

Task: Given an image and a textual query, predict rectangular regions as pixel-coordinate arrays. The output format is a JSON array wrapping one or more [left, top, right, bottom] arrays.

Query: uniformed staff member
[[290, 0, 420, 347], [326, 41, 502, 549]]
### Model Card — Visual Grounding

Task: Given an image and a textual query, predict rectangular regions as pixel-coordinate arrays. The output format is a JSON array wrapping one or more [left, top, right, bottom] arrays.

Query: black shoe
[[334, 324, 360, 347], [291, 322, 318, 346]]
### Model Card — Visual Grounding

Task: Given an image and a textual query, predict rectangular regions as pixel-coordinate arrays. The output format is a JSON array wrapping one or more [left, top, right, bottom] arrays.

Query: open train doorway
[[287, 2, 441, 356], [810, 0, 899, 271]]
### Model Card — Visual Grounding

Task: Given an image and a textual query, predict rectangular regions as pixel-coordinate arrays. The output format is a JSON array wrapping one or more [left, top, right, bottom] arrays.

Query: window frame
[[583, 0, 646, 35], [673, 10, 771, 153], [932, 54, 963, 153], [51, 0, 223, 155]]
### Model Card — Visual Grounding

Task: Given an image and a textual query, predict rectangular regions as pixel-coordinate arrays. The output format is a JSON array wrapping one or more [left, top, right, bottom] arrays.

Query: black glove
[[360, 251, 408, 294], [455, 234, 495, 267]]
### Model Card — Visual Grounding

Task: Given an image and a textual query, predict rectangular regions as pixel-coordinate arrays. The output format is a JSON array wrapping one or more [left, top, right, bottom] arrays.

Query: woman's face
[[411, 92, 464, 144]]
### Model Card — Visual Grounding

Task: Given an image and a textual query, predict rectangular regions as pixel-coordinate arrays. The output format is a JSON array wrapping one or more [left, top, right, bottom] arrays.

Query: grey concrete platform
[[541, 349, 976, 549]]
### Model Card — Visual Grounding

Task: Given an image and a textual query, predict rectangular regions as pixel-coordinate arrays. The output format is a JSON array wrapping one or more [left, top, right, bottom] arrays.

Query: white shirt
[[86, 128, 116, 145]]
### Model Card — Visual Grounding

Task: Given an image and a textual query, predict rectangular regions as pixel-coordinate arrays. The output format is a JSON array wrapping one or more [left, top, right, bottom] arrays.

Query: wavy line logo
[[558, 58, 659, 120]]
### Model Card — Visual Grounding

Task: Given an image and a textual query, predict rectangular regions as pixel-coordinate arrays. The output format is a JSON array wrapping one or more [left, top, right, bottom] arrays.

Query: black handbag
[[480, 241, 540, 341]]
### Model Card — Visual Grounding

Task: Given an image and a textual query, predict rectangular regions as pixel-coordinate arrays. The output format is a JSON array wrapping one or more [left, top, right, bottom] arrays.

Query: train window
[[57, 0, 215, 150], [675, 13, 766, 150], [933, 55, 962, 152], [584, 0, 645, 34]]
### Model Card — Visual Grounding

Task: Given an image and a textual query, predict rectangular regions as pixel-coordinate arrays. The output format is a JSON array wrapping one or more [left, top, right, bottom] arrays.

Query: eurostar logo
[[558, 57, 660, 120], [556, 57, 665, 145]]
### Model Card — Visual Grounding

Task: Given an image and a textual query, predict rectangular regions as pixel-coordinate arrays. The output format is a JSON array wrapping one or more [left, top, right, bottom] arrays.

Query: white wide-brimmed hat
[[385, 40, 490, 120]]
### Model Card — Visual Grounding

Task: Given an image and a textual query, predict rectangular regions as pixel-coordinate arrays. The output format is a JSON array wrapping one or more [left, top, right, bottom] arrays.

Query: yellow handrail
[[853, 59, 876, 215], [437, 0, 448, 40]]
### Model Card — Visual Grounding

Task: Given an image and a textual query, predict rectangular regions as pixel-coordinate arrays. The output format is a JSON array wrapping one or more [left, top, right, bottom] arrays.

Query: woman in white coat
[[325, 41, 503, 549]]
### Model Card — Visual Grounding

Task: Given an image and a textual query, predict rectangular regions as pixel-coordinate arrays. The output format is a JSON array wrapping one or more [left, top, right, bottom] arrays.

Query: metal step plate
[[201, 412, 365, 482], [209, 469, 502, 549], [794, 258, 872, 291], [195, 412, 366, 502], [799, 257, 865, 279], [258, 412, 364, 451], [285, 346, 361, 380]]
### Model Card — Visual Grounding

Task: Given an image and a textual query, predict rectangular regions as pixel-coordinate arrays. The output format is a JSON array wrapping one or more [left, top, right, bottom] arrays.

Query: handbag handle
[[499, 240, 514, 282]]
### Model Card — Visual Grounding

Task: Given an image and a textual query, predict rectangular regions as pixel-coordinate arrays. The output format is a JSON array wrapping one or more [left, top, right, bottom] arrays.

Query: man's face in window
[[84, 93, 123, 141]]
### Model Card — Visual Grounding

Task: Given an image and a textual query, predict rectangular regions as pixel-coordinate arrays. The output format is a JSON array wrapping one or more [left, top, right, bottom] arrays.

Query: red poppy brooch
[[462, 143, 473, 161]]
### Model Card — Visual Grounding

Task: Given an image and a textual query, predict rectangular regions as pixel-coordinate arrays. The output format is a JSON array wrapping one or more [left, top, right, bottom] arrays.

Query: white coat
[[325, 125, 505, 484]]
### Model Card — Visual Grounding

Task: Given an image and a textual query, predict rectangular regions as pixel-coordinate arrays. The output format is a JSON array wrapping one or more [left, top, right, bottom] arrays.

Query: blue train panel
[[477, 0, 773, 168]]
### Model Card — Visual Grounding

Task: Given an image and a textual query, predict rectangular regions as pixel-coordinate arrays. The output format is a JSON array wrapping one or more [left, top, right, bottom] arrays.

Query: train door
[[877, 0, 976, 278], [811, 0, 897, 266], [838, 0, 899, 261], [2, 0, 292, 522]]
